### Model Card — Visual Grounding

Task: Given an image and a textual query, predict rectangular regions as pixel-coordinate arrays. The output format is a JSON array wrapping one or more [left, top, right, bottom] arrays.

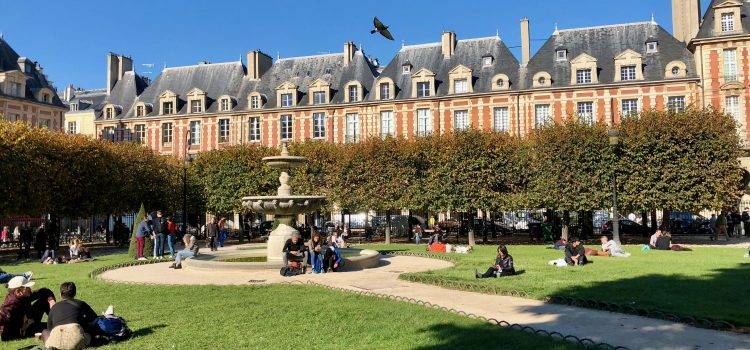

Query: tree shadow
[[132, 323, 167, 338], [412, 322, 574, 350]]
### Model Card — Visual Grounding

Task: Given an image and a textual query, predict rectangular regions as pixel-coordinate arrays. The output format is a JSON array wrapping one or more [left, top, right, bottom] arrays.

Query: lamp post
[[182, 133, 191, 236], [608, 129, 621, 243]]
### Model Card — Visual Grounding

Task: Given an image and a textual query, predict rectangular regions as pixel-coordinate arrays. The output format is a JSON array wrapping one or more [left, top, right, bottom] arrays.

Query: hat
[[103, 305, 115, 316], [7, 276, 34, 289]]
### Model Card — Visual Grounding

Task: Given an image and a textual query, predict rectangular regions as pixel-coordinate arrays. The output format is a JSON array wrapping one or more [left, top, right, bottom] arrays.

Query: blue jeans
[[175, 249, 194, 265], [218, 230, 227, 247], [153, 234, 165, 258], [414, 234, 421, 244], [40, 249, 55, 263], [166, 235, 175, 256], [0, 272, 21, 284]]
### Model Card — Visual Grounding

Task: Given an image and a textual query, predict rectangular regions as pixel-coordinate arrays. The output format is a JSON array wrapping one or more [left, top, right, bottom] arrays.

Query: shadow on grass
[[132, 323, 167, 338], [549, 263, 750, 329], [413, 322, 576, 350]]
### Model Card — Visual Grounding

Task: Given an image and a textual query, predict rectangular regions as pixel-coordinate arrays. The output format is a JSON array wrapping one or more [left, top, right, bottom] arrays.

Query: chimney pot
[[520, 18, 531, 66], [441, 31, 457, 59], [343, 41, 357, 66]]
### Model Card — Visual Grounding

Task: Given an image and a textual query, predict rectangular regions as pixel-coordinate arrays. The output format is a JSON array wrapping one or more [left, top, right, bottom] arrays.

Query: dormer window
[[281, 93, 293, 107], [576, 69, 592, 84], [313, 91, 326, 105], [482, 56, 493, 67], [417, 82, 430, 97], [220, 98, 231, 111], [646, 41, 658, 53], [721, 12, 735, 32], [556, 50, 567, 61], [190, 100, 202, 113], [105, 107, 114, 119], [251, 95, 260, 109], [671, 66, 680, 76], [402, 64, 411, 74], [136, 105, 145, 117], [348, 85, 358, 102], [453, 79, 468, 94], [162, 101, 174, 115], [70, 103, 78, 112], [620, 65, 637, 81], [379, 82, 390, 100]]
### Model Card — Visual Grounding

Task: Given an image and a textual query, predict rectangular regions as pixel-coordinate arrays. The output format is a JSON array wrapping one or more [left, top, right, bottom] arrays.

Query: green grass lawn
[[363, 243, 750, 327], [2, 252, 579, 350]]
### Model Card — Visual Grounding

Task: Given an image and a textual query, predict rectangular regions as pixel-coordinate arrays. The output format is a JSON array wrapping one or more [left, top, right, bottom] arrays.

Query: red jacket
[[167, 221, 177, 235]]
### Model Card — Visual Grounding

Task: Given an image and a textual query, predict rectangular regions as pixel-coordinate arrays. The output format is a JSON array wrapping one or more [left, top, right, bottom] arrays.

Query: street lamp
[[182, 133, 191, 236], [608, 129, 621, 243]]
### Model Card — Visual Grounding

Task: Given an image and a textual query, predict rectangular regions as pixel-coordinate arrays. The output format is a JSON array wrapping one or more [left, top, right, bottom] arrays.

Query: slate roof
[[374, 36, 519, 100], [0, 37, 65, 107], [524, 22, 697, 89], [122, 61, 244, 119], [235, 49, 378, 109], [68, 89, 107, 112], [694, 0, 750, 40]]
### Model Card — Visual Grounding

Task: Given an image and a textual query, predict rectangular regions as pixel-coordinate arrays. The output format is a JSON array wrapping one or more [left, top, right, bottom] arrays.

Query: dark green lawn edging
[[90, 258, 174, 279], [378, 250, 745, 334]]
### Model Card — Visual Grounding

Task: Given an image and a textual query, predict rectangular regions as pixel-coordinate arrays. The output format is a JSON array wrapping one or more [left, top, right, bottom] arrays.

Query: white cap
[[7, 276, 34, 289], [104, 305, 114, 316]]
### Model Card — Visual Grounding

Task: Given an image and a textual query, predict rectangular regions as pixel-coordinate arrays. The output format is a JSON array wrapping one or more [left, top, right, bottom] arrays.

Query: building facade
[[0, 38, 66, 129], [63, 1, 745, 164]]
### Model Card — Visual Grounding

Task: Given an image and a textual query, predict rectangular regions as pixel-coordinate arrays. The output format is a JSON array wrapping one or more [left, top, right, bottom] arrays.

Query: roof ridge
[[399, 42, 441, 51], [458, 36, 501, 43], [557, 21, 655, 34], [277, 52, 342, 61], [163, 60, 242, 71]]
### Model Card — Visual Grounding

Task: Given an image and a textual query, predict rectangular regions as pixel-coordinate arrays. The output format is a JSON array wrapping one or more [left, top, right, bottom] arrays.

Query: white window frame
[[67, 121, 77, 134], [577, 101, 594, 125], [535, 104, 551, 128], [721, 12, 735, 32], [667, 96, 686, 112], [402, 65, 411, 74], [482, 56, 493, 67], [493, 107, 509, 132], [134, 124, 146, 144], [646, 41, 658, 53], [162, 123, 173, 144], [379, 83, 390, 100], [190, 100, 202, 114], [280, 114, 293, 140], [345, 113, 359, 143], [248, 117, 261, 142], [556, 50, 567, 61], [380, 111, 395, 137], [620, 65, 637, 81], [250, 95, 260, 109], [312, 112, 326, 139], [220, 98, 230, 112], [281, 93, 293, 107], [189, 121, 201, 145], [417, 82, 430, 97], [416, 108, 432, 136], [312, 91, 326, 105], [724, 49, 738, 82], [726, 95, 741, 123], [348, 85, 358, 102], [218, 118, 230, 143], [70, 103, 78, 112], [162, 101, 174, 115], [621, 99, 638, 117], [453, 110, 469, 131], [453, 79, 468, 94], [136, 105, 144, 117], [576, 69, 592, 84]]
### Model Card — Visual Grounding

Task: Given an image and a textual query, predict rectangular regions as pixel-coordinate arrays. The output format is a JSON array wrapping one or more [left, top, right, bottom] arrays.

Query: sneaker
[[137, 257, 147, 261], [174, 264, 182, 269]]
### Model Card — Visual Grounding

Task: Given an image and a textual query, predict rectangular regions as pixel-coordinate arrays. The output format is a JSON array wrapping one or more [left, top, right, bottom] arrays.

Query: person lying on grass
[[475, 244, 515, 278], [587, 235, 630, 257], [564, 237, 588, 266], [0, 276, 55, 341], [0, 269, 32, 285]]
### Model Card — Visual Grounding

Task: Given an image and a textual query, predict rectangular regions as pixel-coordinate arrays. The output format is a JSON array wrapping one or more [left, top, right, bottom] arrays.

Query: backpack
[[280, 266, 303, 277], [95, 316, 131, 342]]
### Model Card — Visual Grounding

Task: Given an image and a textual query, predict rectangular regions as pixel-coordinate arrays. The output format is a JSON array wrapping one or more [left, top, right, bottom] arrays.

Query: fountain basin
[[241, 195, 325, 216], [185, 246, 381, 271], [262, 155, 307, 169]]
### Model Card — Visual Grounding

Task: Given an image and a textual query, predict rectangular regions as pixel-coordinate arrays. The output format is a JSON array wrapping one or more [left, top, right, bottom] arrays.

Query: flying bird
[[370, 17, 394, 41]]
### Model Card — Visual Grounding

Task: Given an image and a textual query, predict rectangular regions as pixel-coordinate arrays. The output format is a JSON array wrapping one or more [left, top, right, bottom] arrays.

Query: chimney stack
[[441, 31, 457, 59], [520, 17, 531, 66], [672, 0, 701, 44], [106, 53, 134, 94], [246, 50, 273, 80], [343, 42, 357, 66]]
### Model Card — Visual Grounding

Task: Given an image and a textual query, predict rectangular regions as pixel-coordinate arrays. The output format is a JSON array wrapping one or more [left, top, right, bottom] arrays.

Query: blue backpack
[[95, 316, 131, 342]]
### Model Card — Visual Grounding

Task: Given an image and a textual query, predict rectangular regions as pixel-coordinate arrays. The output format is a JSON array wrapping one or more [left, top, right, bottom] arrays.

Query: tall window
[[162, 123, 173, 144], [345, 113, 359, 143], [313, 91, 326, 105], [724, 49, 738, 82], [577, 102, 594, 125], [312, 113, 326, 138], [248, 117, 261, 141], [416, 108, 431, 136], [453, 110, 469, 131], [620, 65, 636, 81], [162, 101, 174, 115], [280, 115, 293, 140], [190, 100, 202, 113], [189, 121, 201, 145], [70, 103, 78, 112], [380, 111, 395, 137], [281, 93, 293, 107], [726, 96, 741, 123], [218, 118, 230, 143], [348, 85, 358, 102], [621, 99, 638, 118], [416, 82, 430, 97], [67, 121, 77, 134], [379, 83, 390, 100], [535, 104, 551, 128], [133, 124, 146, 144], [576, 69, 592, 84], [454, 79, 468, 94], [105, 108, 113, 119], [667, 96, 686, 112], [493, 107, 509, 132], [136, 105, 145, 117], [250, 95, 260, 109], [220, 98, 230, 111], [721, 12, 735, 32]]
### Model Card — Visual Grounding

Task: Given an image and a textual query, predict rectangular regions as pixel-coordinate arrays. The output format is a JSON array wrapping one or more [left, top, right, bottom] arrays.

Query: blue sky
[[2, 0, 709, 90]]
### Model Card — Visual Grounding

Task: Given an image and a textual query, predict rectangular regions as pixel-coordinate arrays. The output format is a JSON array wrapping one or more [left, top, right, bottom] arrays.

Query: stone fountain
[[241, 144, 326, 263]]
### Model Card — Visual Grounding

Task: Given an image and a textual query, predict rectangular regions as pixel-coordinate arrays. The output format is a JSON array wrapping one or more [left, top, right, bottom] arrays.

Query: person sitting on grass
[[169, 234, 200, 269], [564, 237, 588, 266], [282, 233, 307, 272], [42, 282, 98, 349], [0, 269, 32, 285], [600, 235, 630, 257], [0, 276, 56, 341], [475, 244, 515, 278], [426, 230, 441, 247], [649, 228, 690, 251], [68, 237, 92, 261]]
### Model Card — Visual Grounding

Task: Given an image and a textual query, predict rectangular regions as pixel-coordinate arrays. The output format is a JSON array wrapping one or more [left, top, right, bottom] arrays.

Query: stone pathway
[[100, 252, 750, 350]]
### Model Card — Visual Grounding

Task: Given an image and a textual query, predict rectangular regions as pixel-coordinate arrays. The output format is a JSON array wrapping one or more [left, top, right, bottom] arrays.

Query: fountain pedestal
[[266, 217, 297, 263]]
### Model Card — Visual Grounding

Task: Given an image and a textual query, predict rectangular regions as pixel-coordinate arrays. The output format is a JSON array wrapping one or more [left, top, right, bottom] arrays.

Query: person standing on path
[[714, 211, 728, 241], [206, 218, 218, 251], [166, 216, 177, 258], [33, 223, 47, 261], [742, 208, 750, 237], [413, 225, 423, 245], [135, 216, 151, 261], [16, 224, 32, 261], [152, 211, 166, 260]]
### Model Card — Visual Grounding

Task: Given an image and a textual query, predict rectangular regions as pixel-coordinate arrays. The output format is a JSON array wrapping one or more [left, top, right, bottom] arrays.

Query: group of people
[[0, 277, 130, 348], [281, 229, 345, 275], [135, 211, 179, 261], [709, 208, 750, 241]]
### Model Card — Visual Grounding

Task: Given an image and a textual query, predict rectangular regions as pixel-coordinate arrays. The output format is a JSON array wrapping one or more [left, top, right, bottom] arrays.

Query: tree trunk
[[385, 210, 391, 244], [468, 211, 476, 246], [650, 210, 658, 233], [641, 211, 649, 236]]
